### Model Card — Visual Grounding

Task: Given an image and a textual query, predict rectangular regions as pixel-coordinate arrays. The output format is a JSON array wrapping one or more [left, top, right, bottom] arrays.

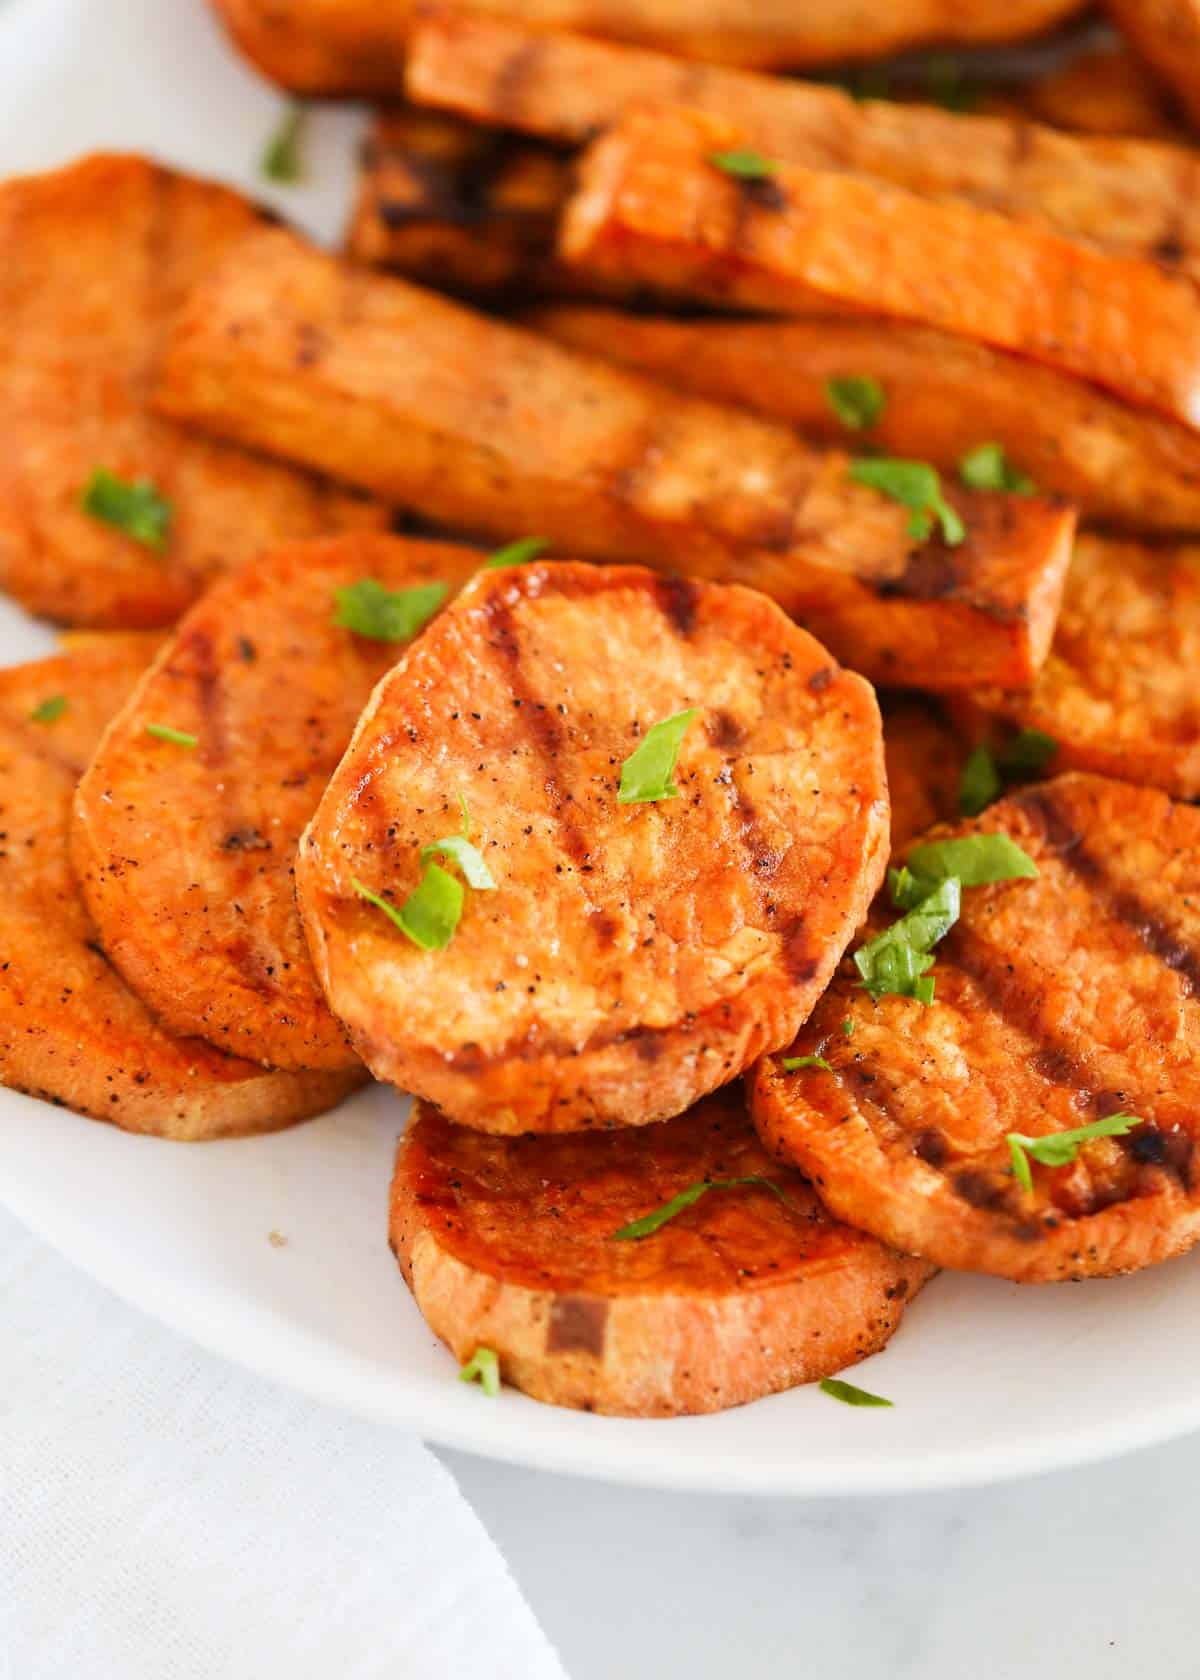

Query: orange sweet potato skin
[[392, 1090, 934, 1416], [155, 226, 1074, 692], [409, 12, 1200, 278], [561, 105, 1200, 430], [530, 306, 1200, 536]]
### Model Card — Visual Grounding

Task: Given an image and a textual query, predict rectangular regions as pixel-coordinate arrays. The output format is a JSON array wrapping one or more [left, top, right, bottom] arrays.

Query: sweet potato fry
[[211, 0, 1086, 89], [155, 226, 1075, 691], [408, 12, 1200, 277], [0, 154, 384, 628], [561, 105, 1200, 430], [959, 535, 1200, 802], [1106, 0, 1200, 130], [530, 306, 1200, 536]]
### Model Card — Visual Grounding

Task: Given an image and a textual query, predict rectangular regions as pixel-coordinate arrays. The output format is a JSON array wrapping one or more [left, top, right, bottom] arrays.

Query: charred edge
[[876, 547, 963, 605], [782, 920, 820, 985], [654, 574, 700, 637], [546, 1295, 608, 1358], [376, 135, 537, 231], [953, 1169, 1017, 1212], [1125, 1122, 1194, 1187], [913, 1128, 947, 1166]]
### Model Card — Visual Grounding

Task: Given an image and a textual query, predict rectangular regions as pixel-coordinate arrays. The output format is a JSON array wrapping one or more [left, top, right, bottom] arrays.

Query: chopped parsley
[[354, 863, 464, 952], [825, 375, 886, 431], [842, 1018, 855, 1038], [1007, 1113, 1144, 1195], [332, 578, 447, 641], [261, 102, 307, 183], [849, 457, 964, 545], [854, 875, 960, 1003], [959, 442, 1034, 495], [81, 469, 172, 551], [618, 709, 695, 805], [958, 743, 1003, 817], [999, 729, 1058, 776], [483, 537, 549, 570], [420, 797, 497, 891], [819, 1376, 894, 1408], [144, 723, 197, 749], [709, 148, 779, 180], [459, 1346, 501, 1397], [958, 730, 1059, 815], [782, 1054, 833, 1073], [611, 1176, 789, 1241], [897, 833, 1037, 899], [30, 695, 67, 724]]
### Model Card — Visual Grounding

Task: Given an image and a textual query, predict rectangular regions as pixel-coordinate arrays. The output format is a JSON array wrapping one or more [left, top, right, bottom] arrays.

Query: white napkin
[[0, 1205, 567, 1680]]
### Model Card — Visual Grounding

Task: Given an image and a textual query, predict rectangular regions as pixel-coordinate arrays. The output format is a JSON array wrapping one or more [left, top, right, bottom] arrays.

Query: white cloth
[[0, 1206, 567, 1680]]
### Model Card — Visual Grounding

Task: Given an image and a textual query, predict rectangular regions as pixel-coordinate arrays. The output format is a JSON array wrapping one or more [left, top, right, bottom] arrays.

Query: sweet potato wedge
[[0, 154, 383, 629], [0, 638, 356, 1136], [751, 773, 1200, 1282], [155, 226, 1076, 691], [297, 560, 889, 1133], [529, 306, 1200, 536], [212, 0, 1085, 89], [882, 698, 965, 852], [960, 535, 1200, 802], [561, 105, 1200, 430], [72, 532, 482, 1073], [391, 1088, 934, 1416], [409, 12, 1200, 277], [1106, 0, 1200, 129]]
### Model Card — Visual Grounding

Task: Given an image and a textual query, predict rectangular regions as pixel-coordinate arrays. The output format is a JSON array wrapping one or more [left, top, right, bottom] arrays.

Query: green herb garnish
[[30, 695, 67, 724], [1007, 1113, 1143, 1195], [261, 102, 307, 183], [709, 148, 780, 180], [854, 875, 960, 1003], [1000, 729, 1058, 776], [825, 376, 886, 431], [612, 1176, 789, 1241], [483, 537, 549, 570], [842, 1018, 855, 1038], [618, 709, 695, 805], [420, 797, 497, 891], [144, 723, 197, 749], [353, 862, 464, 952], [333, 578, 447, 642], [782, 1054, 834, 1073], [849, 457, 964, 545], [819, 1376, 894, 1408], [958, 730, 1058, 816], [958, 743, 1003, 816], [459, 1346, 501, 1397], [899, 833, 1037, 896], [81, 469, 172, 551], [959, 442, 1034, 495]]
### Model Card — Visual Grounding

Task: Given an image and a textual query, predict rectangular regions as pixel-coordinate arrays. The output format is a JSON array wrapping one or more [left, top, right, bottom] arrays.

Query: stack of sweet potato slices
[[4, 0, 1200, 1417]]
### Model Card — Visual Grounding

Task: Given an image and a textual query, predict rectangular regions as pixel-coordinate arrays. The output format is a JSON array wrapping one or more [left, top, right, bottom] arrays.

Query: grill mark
[[654, 574, 699, 637], [546, 1294, 608, 1357]]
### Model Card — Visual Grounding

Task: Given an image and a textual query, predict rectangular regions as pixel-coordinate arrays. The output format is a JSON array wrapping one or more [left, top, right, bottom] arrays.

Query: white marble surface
[[443, 1433, 1199, 1678]]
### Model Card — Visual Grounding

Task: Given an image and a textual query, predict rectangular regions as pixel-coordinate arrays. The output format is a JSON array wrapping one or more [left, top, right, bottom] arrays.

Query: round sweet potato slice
[[751, 773, 1200, 1282], [72, 532, 483, 1072], [298, 560, 889, 1132], [0, 638, 355, 1138], [391, 1086, 933, 1416]]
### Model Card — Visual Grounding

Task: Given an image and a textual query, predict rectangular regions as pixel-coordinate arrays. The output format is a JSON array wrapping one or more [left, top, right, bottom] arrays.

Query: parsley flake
[[483, 537, 549, 570], [459, 1346, 501, 1397], [842, 1018, 855, 1038], [1007, 1113, 1143, 1195], [820, 1376, 894, 1407], [959, 442, 1034, 495], [854, 876, 960, 1002], [420, 797, 497, 891], [612, 1176, 790, 1241], [709, 148, 779, 180], [901, 833, 1037, 895], [353, 863, 464, 951], [959, 743, 1003, 816], [1000, 729, 1058, 776], [782, 1054, 834, 1073], [333, 578, 447, 642], [825, 376, 886, 431], [849, 457, 964, 545], [30, 695, 67, 724], [959, 730, 1058, 815], [81, 469, 172, 551], [261, 102, 307, 183], [145, 723, 197, 749], [618, 709, 695, 805]]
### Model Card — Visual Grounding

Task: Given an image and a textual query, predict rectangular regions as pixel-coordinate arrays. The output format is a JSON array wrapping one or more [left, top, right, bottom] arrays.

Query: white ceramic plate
[[4, 0, 1200, 1497]]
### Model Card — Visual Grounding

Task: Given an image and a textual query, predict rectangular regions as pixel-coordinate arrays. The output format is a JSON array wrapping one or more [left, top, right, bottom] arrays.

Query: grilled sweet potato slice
[[155, 226, 1075, 692], [882, 698, 965, 852], [961, 535, 1200, 802], [1106, 0, 1200, 129], [409, 12, 1200, 277], [72, 532, 481, 1072], [212, 0, 1084, 88], [530, 306, 1200, 535], [0, 638, 356, 1135], [0, 154, 383, 629], [297, 560, 889, 1133], [562, 105, 1200, 430], [392, 1087, 934, 1416], [751, 773, 1200, 1282]]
